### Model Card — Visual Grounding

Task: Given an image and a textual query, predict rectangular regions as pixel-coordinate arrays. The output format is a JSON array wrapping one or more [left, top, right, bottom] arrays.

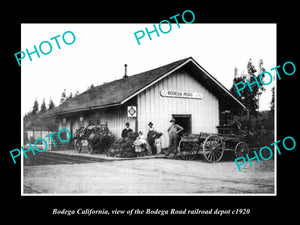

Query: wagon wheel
[[75, 139, 82, 153], [235, 142, 249, 158], [87, 141, 94, 154], [203, 135, 225, 163]]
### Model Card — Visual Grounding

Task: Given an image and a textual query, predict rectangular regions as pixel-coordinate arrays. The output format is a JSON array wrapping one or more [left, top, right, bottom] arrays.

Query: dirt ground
[[23, 150, 275, 195]]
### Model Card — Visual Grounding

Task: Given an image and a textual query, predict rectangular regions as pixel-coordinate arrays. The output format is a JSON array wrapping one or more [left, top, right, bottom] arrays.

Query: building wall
[[137, 68, 219, 148], [58, 102, 137, 146], [56, 69, 219, 150]]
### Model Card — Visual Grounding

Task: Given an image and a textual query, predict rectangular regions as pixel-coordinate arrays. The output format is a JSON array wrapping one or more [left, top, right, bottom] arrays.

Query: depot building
[[44, 57, 246, 149]]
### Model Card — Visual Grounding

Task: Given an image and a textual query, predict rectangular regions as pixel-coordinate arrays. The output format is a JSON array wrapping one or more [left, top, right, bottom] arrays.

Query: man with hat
[[167, 118, 184, 156], [147, 122, 156, 155], [121, 122, 133, 139]]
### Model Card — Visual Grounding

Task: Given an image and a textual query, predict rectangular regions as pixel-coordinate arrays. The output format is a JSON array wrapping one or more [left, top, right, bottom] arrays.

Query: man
[[147, 122, 156, 155], [167, 119, 184, 156], [121, 122, 133, 139]]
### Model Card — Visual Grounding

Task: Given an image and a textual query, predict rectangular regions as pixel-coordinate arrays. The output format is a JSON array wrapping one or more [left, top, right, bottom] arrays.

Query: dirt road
[[23, 151, 274, 195]]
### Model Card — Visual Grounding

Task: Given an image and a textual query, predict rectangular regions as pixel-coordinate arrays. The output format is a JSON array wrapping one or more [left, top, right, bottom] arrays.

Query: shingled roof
[[44, 57, 246, 117]]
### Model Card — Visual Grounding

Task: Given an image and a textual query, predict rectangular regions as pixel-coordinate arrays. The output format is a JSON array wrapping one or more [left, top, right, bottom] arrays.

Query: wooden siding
[[58, 103, 137, 146], [56, 69, 219, 150], [137, 68, 219, 148]]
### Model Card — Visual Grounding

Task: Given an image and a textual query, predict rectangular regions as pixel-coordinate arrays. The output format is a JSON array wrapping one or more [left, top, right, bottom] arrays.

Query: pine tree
[[60, 89, 67, 104], [88, 84, 95, 90], [32, 99, 39, 114], [48, 97, 55, 110], [229, 58, 267, 118], [74, 89, 79, 96], [257, 59, 266, 93], [66, 92, 73, 101], [40, 98, 47, 112]]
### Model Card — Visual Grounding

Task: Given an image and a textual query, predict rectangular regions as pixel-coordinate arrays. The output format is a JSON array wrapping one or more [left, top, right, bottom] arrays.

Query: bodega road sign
[[160, 90, 202, 99]]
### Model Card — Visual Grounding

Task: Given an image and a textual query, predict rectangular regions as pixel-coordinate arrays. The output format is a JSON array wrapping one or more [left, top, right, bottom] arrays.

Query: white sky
[[21, 23, 276, 116]]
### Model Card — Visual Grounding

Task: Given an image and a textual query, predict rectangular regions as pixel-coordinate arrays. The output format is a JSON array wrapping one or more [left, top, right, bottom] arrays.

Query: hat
[[170, 118, 176, 122], [148, 122, 153, 126]]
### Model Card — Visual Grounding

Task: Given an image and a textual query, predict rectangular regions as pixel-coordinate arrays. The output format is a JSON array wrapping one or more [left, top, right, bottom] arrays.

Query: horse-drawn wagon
[[178, 125, 252, 162], [73, 124, 115, 154]]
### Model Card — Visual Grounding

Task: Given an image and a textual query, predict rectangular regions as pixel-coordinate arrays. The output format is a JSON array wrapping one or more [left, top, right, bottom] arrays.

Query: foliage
[[74, 89, 79, 96], [88, 84, 95, 90], [229, 58, 267, 118], [60, 89, 67, 104], [48, 98, 55, 110], [66, 92, 73, 101], [221, 59, 274, 147], [32, 99, 39, 114], [40, 98, 47, 112]]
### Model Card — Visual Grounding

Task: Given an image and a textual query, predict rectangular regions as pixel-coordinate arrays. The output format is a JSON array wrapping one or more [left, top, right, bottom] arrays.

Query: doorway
[[172, 114, 192, 134]]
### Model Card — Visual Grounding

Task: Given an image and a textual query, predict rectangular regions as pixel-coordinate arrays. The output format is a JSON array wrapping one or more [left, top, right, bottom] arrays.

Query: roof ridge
[[42, 56, 197, 116], [76, 57, 191, 96], [128, 57, 191, 77], [96, 57, 191, 87]]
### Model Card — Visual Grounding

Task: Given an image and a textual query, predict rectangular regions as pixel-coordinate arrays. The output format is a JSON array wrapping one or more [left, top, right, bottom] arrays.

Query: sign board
[[160, 90, 202, 99], [127, 106, 137, 117]]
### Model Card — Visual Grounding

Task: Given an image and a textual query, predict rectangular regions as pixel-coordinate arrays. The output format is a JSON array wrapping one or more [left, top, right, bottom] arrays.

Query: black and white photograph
[[21, 23, 276, 195], [4, 4, 298, 220]]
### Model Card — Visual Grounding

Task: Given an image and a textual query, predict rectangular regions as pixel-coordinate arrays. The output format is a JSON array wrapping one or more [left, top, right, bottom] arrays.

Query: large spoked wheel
[[87, 141, 94, 154], [203, 135, 225, 163], [75, 139, 82, 153], [235, 142, 249, 158]]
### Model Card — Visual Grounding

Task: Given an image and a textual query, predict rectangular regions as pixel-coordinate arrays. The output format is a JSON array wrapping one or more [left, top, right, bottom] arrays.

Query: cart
[[74, 124, 114, 154], [178, 125, 251, 162]]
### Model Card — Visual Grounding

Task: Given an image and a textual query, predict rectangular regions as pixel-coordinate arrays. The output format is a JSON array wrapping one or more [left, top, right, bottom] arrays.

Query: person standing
[[167, 119, 184, 156], [147, 122, 156, 155]]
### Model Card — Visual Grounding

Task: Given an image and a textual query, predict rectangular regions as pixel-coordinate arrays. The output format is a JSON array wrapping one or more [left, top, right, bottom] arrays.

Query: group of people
[[121, 118, 184, 156]]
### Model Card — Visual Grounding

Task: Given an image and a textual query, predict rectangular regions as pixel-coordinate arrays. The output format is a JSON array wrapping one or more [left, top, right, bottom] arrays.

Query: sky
[[21, 23, 276, 116]]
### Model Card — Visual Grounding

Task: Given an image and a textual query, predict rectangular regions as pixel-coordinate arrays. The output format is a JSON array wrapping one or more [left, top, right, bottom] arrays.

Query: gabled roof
[[44, 57, 246, 117]]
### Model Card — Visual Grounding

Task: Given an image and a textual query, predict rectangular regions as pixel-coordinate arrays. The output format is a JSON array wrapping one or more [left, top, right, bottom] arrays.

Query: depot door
[[172, 114, 192, 134]]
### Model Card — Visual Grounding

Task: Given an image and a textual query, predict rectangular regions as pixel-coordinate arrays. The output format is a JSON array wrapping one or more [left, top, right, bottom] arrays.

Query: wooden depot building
[[44, 57, 246, 149]]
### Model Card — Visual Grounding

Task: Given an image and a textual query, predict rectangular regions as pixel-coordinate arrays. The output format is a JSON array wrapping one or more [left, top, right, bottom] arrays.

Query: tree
[[48, 97, 55, 110], [229, 58, 267, 118], [74, 89, 79, 96], [40, 98, 47, 112], [257, 59, 266, 93], [66, 92, 73, 101], [60, 89, 67, 104], [32, 99, 39, 114], [88, 84, 95, 90]]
